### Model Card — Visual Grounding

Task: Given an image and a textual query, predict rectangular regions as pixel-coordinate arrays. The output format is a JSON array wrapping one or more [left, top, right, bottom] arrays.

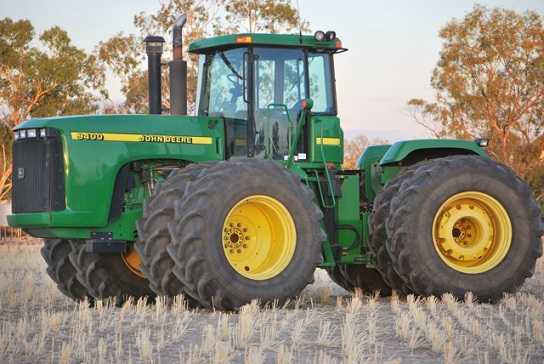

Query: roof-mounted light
[[325, 31, 336, 41], [236, 35, 252, 44], [314, 30, 326, 42], [475, 138, 489, 147]]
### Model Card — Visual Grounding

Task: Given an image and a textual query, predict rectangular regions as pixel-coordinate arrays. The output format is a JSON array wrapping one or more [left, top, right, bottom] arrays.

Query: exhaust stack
[[169, 15, 188, 115], [144, 35, 165, 114]]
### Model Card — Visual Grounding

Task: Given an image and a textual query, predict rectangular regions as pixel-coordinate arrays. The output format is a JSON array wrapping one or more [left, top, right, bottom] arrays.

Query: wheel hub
[[121, 247, 144, 278], [432, 191, 512, 274], [223, 223, 251, 255], [222, 195, 296, 280]]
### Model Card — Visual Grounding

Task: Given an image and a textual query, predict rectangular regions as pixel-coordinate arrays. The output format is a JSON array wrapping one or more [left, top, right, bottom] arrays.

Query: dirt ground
[[0, 239, 543, 364]]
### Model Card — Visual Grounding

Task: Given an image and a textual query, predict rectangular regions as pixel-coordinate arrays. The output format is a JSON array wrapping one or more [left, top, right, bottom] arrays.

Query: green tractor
[[9, 16, 543, 309]]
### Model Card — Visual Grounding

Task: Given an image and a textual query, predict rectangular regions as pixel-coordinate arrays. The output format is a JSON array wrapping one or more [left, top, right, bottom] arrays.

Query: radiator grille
[[12, 130, 65, 213]]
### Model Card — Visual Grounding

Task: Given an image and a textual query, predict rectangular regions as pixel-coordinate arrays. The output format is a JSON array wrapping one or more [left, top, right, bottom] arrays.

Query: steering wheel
[[227, 73, 241, 86], [227, 74, 243, 103]]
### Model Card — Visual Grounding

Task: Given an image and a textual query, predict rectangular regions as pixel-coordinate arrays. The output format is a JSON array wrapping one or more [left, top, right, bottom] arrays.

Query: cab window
[[253, 47, 306, 160], [198, 48, 249, 157], [308, 53, 334, 113]]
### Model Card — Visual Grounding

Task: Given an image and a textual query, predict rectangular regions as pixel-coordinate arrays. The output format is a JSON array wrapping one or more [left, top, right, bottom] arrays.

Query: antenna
[[296, 0, 303, 43]]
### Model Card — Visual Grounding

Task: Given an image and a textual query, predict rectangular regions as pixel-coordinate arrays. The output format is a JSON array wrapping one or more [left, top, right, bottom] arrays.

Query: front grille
[[12, 129, 65, 213]]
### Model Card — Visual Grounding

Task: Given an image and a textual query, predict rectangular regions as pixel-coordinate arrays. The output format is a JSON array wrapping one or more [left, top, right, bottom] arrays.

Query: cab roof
[[188, 33, 344, 54]]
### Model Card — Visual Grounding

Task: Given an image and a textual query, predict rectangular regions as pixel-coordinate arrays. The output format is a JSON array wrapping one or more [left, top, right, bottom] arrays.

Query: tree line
[[0, 3, 542, 206]]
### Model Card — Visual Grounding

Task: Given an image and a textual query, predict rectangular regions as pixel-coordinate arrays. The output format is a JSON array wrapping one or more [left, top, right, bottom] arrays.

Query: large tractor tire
[[386, 155, 543, 302], [69, 242, 155, 305], [167, 159, 326, 310], [369, 167, 419, 294], [41, 239, 91, 302], [327, 265, 392, 296], [136, 163, 212, 305]]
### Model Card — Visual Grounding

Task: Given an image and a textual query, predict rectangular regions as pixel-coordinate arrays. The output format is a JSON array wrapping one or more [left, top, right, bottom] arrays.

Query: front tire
[[41, 239, 91, 302], [168, 159, 325, 310], [386, 156, 542, 302], [69, 243, 155, 304]]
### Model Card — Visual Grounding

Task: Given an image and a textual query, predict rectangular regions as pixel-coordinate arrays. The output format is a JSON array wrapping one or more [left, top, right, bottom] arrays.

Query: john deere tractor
[[9, 16, 543, 309]]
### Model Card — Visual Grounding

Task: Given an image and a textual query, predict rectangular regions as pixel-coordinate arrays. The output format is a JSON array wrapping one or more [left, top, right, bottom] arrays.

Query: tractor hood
[[15, 113, 225, 163], [16, 114, 221, 144], [11, 113, 224, 231]]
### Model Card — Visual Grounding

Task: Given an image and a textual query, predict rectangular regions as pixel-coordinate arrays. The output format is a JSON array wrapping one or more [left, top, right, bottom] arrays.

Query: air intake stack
[[144, 35, 165, 114], [169, 15, 188, 115]]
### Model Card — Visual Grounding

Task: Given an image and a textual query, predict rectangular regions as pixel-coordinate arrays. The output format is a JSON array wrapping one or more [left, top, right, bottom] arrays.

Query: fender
[[379, 139, 488, 166]]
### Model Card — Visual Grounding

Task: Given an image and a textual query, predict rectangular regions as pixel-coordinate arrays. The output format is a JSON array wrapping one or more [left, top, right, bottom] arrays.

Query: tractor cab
[[189, 33, 345, 160]]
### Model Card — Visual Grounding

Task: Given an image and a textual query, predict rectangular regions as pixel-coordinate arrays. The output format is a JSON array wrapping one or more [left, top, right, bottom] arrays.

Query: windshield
[[197, 48, 247, 118], [197, 46, 336, 159]]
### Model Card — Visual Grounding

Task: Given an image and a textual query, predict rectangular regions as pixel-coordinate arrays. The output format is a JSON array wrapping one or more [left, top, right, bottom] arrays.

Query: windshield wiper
[[219, 52, 243, 80]]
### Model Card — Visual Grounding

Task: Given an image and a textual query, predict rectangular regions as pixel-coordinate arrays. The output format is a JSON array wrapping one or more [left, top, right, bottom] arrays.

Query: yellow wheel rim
[[222, 195, 297, 280], [432, 191, 512, 274], [121, 248, 144, 278]]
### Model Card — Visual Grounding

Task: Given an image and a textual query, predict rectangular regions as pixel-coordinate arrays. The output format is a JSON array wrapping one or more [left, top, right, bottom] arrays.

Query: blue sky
[[1, 0, 543, 141]]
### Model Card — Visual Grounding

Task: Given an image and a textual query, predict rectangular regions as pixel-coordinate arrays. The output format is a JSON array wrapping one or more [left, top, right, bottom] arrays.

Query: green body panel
[[357, 145, 391, 202], [380, 139, 487, 165], [316, 173, 372, 267], [21, 209, 142, 240], [334, 174, 365, 263], [308, 116, 343, 165], [189, 33, 341, 54], [357, 140, 488, 202], [8, 114, 224, 237], [20, 180, 149, 240]]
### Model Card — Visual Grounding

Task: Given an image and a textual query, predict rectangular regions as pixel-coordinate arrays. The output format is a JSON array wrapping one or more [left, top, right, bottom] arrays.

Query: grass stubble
[[0, 239, 542, 363]]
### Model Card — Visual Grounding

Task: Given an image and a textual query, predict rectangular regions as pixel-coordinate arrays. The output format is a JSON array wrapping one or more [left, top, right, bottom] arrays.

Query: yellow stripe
[[71, 132, 213, 145], [316, 137, 341, 146]]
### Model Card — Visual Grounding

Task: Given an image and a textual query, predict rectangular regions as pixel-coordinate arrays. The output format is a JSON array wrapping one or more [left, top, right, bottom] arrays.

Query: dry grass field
[[0, 239, 543, 364]]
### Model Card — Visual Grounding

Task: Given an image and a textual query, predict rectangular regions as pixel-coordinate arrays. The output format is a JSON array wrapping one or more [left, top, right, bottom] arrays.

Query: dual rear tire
[[370, 155, 542, 302], [141, 159, 325, 310]]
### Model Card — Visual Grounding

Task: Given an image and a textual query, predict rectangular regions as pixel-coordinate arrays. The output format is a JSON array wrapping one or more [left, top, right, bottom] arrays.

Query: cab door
[[252, 47, 307, 160]]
